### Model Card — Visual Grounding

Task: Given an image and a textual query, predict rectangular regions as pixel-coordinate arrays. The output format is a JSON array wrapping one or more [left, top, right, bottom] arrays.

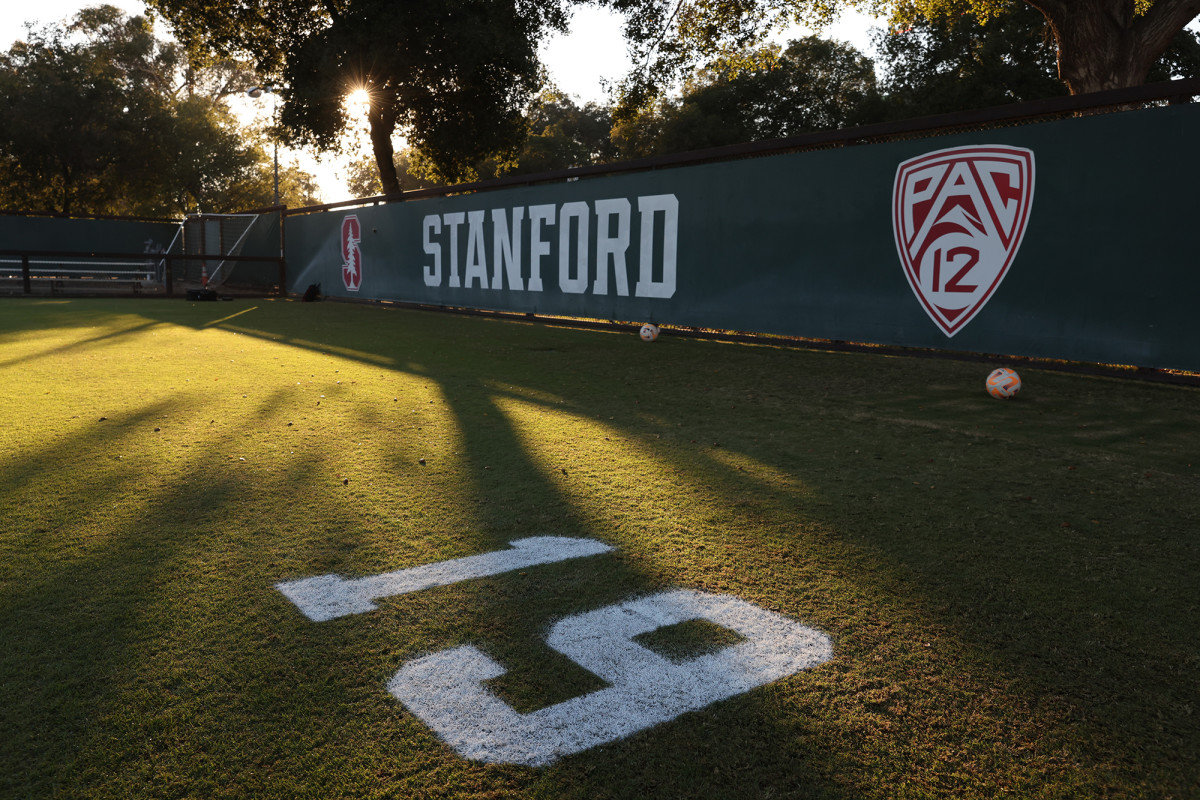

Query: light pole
[[247, 86, 280, 206]]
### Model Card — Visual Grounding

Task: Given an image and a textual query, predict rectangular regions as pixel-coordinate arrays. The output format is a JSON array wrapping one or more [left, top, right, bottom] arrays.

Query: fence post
[[165, 255, 173, 296], [278, 210, 288, 296], [21, 254, 31, 295]]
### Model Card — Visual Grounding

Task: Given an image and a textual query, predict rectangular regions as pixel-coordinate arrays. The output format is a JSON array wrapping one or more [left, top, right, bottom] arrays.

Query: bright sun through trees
[[346, 87, 371, 113]]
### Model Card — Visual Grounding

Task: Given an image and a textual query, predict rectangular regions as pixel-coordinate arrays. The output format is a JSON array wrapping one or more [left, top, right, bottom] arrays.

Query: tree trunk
[[59, 163, 73, 216], [367, 94, 401, 196], [1026, 0, 1200, 93]]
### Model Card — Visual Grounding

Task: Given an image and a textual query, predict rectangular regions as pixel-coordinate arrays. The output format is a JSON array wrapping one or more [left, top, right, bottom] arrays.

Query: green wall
[[0, 216, 178, 256], [288, 102, 1198, 371]]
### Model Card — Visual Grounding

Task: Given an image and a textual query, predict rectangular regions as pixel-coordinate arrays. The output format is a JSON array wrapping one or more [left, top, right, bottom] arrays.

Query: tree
[[0, 9, 161, 214], [340, 152, 442, 198], [613, 37, 883, 157], [612, 0, 1200, 110], [1146, 18, 1200, 78], [508, 90, 619, 175], [146, 0, 627, 194], [1023, 0, 1200, 92], [0, 6, 307, 216], [338, 91, 615, 196], [284, 0, 556, 192], [874, 3, 1200, 118], [874, 2, 1068, 117]]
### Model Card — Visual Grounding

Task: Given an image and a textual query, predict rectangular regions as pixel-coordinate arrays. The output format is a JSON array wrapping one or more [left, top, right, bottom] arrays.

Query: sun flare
[[346, 87, 372, 115]]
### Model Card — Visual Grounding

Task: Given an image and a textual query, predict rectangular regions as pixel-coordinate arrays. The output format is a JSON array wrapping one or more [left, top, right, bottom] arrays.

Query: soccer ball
[[986, 368, 1021, 399], [639, 324, 659, 342]]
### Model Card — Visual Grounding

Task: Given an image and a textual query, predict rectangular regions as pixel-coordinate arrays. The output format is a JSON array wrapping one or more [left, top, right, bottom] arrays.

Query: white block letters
[[421, 194, 678, 298]]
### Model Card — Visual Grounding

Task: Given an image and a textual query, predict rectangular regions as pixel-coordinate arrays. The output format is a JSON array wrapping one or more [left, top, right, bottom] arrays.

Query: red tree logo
[[893, 145, 1035, 337], [341, 215, 362, 292]]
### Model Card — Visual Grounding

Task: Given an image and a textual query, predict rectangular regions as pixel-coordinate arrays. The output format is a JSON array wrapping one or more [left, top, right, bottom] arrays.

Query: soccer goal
[[180, 213, 261, 289]]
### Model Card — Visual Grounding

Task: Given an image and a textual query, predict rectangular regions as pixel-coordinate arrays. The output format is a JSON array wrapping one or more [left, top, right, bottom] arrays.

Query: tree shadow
[[2, 298, 1197, 798], [210, 301, 1200, 795]]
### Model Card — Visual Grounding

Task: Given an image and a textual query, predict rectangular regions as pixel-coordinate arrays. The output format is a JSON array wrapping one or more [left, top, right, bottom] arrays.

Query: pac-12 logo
[[892, 145, 1034, 337], [341, 215, 362, 292]]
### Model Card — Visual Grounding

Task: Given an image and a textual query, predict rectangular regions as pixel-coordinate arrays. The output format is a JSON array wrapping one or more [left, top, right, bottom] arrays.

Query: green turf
[[1, 297, 1197, 799]]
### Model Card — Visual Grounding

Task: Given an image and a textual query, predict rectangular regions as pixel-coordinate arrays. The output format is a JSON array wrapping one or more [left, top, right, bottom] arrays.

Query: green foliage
[[611, 0, 1200, 109], [621, 0, 1195, 144], [873, 3, 1200, 117], [403, 146, 501, 188], [614, 37, 883, 158], [873, 3, 1068, 117], [340, 155, 382, 198], [340, 152, 442, 198], [148, 0, 612, 191], [508, 90, 619, 175], [0, 6, 303, 216], [0, 8, 165, 215], [345, 90, 617, 194], [1150, 23, 1200, 79], [339, 2, 1198, 187], [281, 0, 556, 185], [611, 0, 827, 118]]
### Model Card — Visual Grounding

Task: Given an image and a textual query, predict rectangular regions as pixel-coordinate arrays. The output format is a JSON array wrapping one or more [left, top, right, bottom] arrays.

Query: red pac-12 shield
[[892, 145, 1035, 337], [341, 215, 362, 292]]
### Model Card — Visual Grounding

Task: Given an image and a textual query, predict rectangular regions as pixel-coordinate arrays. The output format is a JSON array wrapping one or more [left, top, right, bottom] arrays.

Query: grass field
[[1, 298, 1197, 799]]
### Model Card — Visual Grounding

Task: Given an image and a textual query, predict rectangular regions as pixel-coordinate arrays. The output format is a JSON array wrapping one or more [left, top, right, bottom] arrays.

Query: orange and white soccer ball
[[986, 368, 1021, 399], [639, 323, 659, 342]]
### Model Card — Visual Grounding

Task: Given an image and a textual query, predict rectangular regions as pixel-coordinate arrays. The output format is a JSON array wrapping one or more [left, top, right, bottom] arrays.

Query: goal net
[[181, 213, 260, 289]]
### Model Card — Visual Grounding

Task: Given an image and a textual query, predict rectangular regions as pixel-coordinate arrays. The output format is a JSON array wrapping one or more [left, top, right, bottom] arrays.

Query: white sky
[[0, 1, 880, 200]]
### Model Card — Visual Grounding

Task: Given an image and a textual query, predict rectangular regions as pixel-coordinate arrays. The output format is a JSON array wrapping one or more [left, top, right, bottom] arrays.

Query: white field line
[[387, 589, 834, 766], [276, 536, 614, 621]]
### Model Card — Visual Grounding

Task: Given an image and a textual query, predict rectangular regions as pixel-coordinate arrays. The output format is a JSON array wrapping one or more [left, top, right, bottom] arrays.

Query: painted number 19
[[277, 538, 833, 766]]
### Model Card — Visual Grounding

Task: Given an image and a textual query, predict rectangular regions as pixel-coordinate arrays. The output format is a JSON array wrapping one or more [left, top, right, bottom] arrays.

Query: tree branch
[[1022, 0, 1069, 20], [1131, 0, 1200, 67], [638, 0, 689, 75], [1140, 0, 1200, 37]]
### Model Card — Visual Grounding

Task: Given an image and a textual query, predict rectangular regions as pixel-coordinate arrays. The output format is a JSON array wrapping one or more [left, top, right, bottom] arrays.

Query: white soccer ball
[[639, 323, 659, 342], [986, 367, 1021, 399]]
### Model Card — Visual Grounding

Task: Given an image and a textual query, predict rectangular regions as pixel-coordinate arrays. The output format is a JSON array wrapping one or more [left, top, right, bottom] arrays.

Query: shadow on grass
[[0, 301, 164, 370], [1, 297, 1198, 798]]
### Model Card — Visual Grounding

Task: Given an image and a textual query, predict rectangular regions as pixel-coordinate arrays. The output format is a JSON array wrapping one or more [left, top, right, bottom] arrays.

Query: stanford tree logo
[[892, 145, 1035, 337], [341, 215, 362, 292]]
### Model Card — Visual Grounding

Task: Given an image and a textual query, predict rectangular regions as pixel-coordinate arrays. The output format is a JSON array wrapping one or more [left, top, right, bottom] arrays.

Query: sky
[[0, 1, 880, 200]]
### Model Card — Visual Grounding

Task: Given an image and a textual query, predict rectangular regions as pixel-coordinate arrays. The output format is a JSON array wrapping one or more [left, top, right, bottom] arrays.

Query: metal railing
[[0, 249, 285, 296]]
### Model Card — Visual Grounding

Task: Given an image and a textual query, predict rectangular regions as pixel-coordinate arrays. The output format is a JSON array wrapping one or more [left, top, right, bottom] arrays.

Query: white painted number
[[276, 536, 613, 621], [388, 589, 832, 766], [277, 539, 833, 766]]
